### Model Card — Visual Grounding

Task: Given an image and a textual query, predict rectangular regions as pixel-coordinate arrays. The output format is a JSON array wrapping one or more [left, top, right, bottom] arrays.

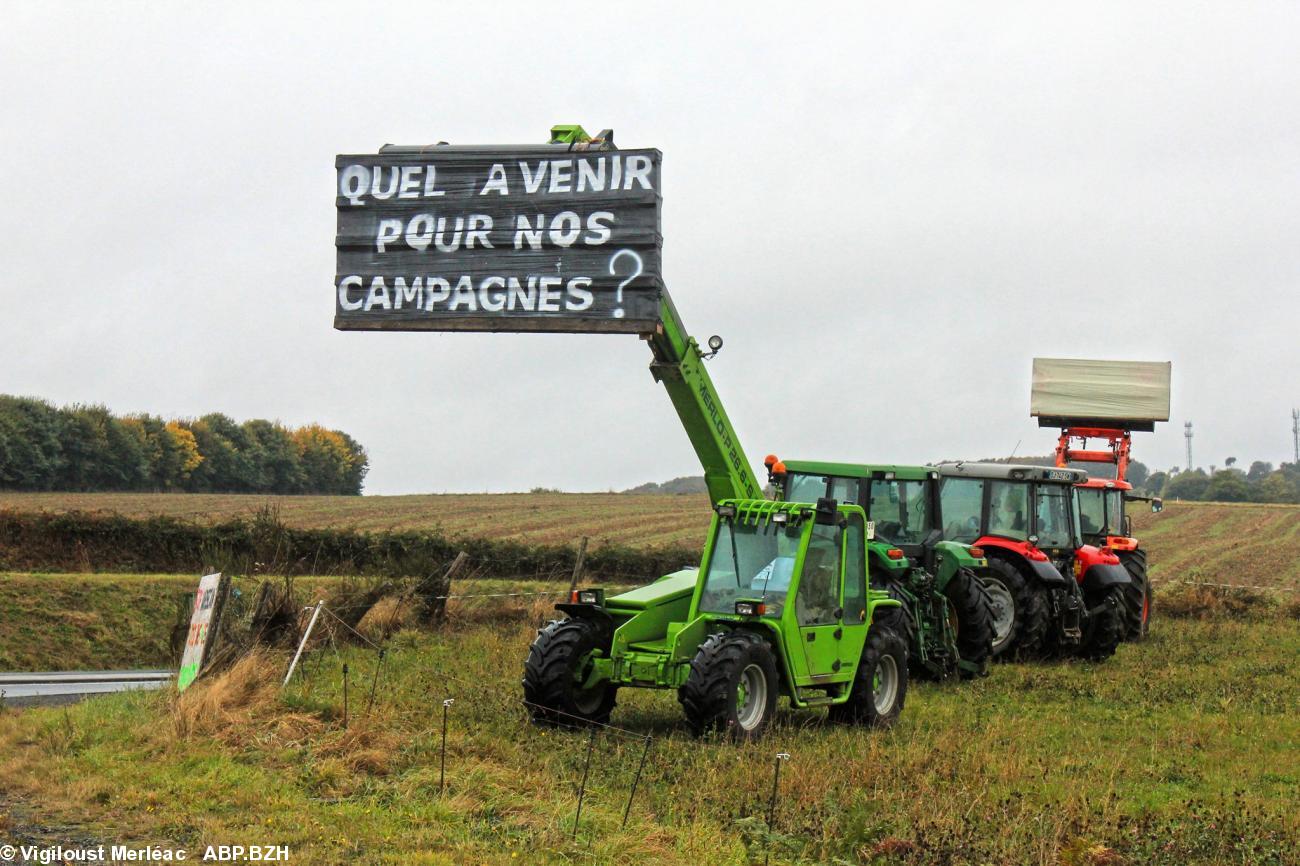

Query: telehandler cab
[[770, 459, 996, 679], [525, 497, 907, 739], [935, 462, 1129, 660]]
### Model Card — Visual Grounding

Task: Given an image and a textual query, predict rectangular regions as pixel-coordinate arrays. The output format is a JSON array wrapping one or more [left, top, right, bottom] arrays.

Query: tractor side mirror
[[815, 497, 838, 526], [1151, 498, 1163, 513]]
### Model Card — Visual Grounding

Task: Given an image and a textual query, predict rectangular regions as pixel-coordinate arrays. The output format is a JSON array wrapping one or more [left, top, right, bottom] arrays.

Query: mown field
[[0, 491, 708, 548], [1, 599, 1296, 865], [2, 493, 1298, 589]]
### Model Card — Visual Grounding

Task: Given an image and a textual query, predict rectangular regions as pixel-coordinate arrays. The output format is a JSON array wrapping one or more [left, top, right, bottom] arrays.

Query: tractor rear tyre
[[945, 568, 996, 678], [523, 618, 617, 727], [678, 631, 779, 741], [1117, 549, 1152, 641], [980, 558, 1048, 658], [828, 625, 908, 728], [1080, 585, 1124, 661]]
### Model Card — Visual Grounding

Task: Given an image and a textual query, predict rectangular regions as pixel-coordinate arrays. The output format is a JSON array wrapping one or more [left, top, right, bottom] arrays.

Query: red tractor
[[1056, 426, 1161, 641], [935, 462, 1130, 660]]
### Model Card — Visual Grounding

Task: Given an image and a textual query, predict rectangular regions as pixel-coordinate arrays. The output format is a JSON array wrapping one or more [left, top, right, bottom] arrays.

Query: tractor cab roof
[[934, 461, 1088, 485], [777, 460, 935, 481]]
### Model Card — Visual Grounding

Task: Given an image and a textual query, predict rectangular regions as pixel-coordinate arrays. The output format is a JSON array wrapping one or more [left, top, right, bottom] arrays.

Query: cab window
[[1105, 490, 1124, 534], [1076, 487, 1107, 536], [868, 478, 932, 545], [796, 522, 841, 626], [828, 477, 860, 506], [1034, 485, 1074, 549], [786, 473, 829, 503], [842, 513, 867, 623], [940, 477, 985, 542], [988, 481, 1030, 541]]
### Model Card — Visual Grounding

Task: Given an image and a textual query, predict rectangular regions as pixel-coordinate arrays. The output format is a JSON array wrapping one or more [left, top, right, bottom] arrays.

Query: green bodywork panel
[[571, 499, 899, 706]]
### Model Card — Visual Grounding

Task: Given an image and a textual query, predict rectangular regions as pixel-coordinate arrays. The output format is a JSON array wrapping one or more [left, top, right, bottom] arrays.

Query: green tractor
[[771, 460, 996, 679], [524, 497, 908, 739]]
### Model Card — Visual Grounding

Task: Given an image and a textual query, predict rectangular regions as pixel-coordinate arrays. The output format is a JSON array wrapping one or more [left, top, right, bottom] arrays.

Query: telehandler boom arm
[[642, 295, 761, 503]]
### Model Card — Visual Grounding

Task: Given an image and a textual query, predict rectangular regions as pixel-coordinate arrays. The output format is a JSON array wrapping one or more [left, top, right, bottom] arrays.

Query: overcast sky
[[3, 3, 1298, 494]]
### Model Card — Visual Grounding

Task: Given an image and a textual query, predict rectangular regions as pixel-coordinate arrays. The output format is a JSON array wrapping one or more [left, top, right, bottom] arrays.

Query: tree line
[[1144, 459, 1300, 505], [983, 453, 1300, 504], [0, 395, 368, 495]]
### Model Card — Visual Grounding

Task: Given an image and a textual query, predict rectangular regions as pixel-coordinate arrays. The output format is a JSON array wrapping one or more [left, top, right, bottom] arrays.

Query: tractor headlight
[[572, 588, 604, 606], [772, 511, 789, 525], [735, 600, 765, 616]]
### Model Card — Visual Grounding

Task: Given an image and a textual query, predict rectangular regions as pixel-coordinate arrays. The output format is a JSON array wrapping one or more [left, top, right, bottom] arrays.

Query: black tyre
[[1080, 585, 1124, 661], [979, 558, 1049, 658], [1117, 549, 1152, 641], [828, 625, 908, 728], [876, 583, 916, 647], [523, 618, 617, 726], [944, 567, 995, 678], [678, 631, 779, 741]]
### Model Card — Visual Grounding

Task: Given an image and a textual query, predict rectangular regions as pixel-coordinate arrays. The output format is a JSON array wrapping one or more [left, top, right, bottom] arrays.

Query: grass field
[[1, 495, 1297, 864], [2, 492, 1298, 590], [1, 605, 1296, 865]]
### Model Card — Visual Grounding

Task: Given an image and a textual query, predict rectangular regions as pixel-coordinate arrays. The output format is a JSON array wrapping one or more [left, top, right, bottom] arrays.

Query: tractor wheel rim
[[736, 664, 767, 731], [983, 579, 1015, 651], [873, 654, 899, 714]]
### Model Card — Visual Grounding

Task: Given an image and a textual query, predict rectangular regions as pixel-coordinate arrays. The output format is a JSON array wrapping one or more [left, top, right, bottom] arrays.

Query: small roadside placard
[[177, 573, 226, 691]]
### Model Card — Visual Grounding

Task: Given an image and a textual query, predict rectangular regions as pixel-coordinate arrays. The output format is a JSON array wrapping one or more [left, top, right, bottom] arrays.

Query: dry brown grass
[[171, 650, 286, 739], [356, 594, 417, 641], [1156, 583, 1279, 619]]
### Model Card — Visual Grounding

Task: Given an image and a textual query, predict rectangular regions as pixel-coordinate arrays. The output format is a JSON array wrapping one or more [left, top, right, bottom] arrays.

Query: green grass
[[0, 573, 198, 670], [2, 612, 1296, 865]]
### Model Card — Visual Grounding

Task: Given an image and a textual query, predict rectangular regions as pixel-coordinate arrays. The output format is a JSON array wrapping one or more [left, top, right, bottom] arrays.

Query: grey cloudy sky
[[3, 3, 1297, 494]]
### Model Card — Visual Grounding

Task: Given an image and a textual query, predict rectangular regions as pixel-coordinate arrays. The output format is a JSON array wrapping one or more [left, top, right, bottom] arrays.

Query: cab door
[[837, 513, 870, 669], [789, 520, 845, 682]]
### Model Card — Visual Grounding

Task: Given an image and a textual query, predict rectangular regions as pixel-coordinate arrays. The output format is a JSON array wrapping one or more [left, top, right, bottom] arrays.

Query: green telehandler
[[523, 277, 908, 739], [772, 460, 996, 679]]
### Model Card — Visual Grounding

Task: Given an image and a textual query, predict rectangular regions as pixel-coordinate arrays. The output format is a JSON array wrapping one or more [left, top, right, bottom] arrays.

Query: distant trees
[[0, 395, 368, 495], [1149, 461, 1299, 505], [1164, 470, 1211, 501], [1203, 469, 1250, 502]]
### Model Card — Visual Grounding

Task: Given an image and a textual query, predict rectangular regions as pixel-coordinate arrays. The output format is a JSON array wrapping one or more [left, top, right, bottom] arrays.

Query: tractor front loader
[[1057, 428, 1162, 641], [1032, 357, 1172, 642], [524, 497, 907, 739]]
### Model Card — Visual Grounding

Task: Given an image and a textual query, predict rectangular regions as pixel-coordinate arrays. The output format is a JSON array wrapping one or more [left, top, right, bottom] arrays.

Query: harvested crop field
[[1, 493, 1297, 589], [0, 491, 709, 549]]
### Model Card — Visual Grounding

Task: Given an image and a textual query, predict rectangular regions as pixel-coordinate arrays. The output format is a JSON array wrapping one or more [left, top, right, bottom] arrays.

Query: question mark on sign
[[608, 249, 643, 319]]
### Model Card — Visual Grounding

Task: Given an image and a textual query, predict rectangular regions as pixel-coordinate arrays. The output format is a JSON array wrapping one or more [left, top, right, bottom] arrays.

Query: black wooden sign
[[335, 148, 663, 333]]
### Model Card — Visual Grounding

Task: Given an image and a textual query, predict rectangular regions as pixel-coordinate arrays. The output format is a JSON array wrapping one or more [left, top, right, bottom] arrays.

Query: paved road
[[0, 670, 173, 707]]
